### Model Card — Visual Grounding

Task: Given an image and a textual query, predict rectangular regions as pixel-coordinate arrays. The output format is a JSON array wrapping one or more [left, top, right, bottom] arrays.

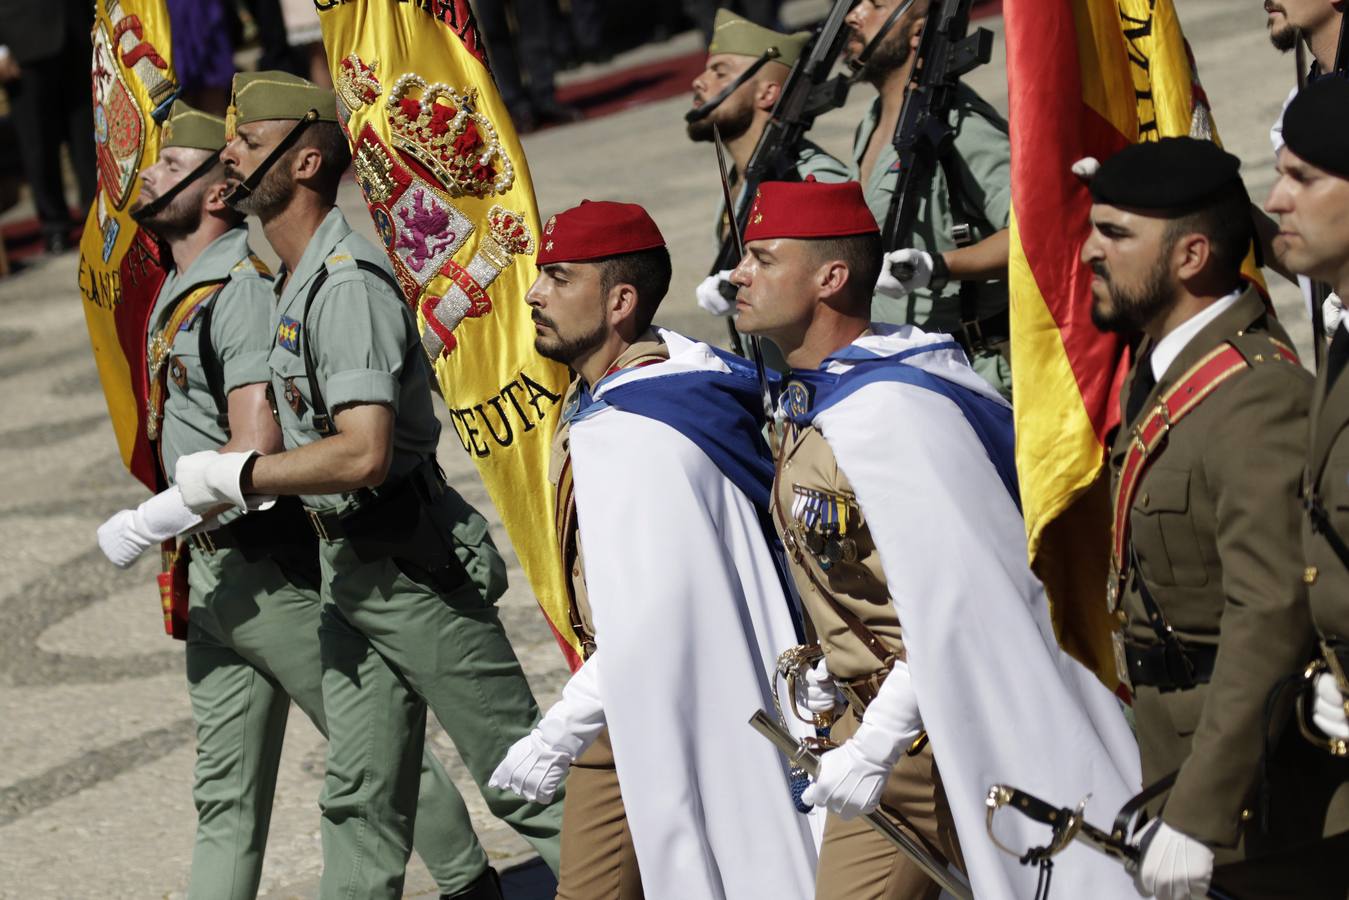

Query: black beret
[[1283, 76, 1349, 179], [1089, 137, 1246, 212]]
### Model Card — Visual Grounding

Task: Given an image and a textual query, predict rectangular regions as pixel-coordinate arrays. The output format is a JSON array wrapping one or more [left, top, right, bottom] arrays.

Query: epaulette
[[1227, 330, 1302, 369], [230, 253, 273, 281], [323, 252, 357, 276]]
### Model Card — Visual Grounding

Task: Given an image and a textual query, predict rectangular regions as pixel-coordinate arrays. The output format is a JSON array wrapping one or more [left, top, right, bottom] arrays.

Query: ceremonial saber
[[984, 784, 1239, 900], [749, 710, 974, 900], [712, 125, 778, 446]]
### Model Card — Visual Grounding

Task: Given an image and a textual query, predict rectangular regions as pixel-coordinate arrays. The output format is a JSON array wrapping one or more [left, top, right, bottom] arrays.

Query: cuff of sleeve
[[1162, 769, 1243, 849], [325, 369, 399, 411], [222, 350, 273, 395]]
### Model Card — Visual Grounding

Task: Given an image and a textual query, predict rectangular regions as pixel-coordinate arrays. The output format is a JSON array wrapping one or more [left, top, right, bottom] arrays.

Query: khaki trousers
[[555, 729, 643, 900], [815, 711, 964, 900]]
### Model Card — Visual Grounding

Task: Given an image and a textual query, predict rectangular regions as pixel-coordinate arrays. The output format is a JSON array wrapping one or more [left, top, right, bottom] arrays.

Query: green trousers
[[184, 545, 490, 900], [315, 532, 565, 900]]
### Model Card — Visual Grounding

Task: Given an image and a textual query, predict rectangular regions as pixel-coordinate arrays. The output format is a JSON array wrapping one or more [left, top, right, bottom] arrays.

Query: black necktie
[[1326, 325, 1349, 391], [1126, 356, 1157, 424]]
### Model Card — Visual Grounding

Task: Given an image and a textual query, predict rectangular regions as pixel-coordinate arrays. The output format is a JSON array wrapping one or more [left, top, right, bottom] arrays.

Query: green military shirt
[[853, 87, 1011, 395], [149, 226, 273, 486], [267, 207, 441, 511], [714, 138, 851, 252]]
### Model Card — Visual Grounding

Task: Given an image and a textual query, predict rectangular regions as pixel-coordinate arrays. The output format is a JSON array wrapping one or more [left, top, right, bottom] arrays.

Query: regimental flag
[[1005, 0, 1264, 690], [314, 3, 579, 667], [79, 0, 178, 491]]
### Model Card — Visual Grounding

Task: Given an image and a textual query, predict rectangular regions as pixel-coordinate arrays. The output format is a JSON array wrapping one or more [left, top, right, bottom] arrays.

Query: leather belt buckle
[[959, 318, 986, 355], [190, 530, 216, 555], [307, 508, 335, 542]]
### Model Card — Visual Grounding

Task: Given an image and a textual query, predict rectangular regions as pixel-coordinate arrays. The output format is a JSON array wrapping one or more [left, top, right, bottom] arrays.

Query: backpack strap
[[301, 257, 403, 436]]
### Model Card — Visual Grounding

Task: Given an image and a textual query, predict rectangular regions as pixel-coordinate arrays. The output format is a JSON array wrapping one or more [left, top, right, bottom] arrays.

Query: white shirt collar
[[1150, 289, 1244, 381]]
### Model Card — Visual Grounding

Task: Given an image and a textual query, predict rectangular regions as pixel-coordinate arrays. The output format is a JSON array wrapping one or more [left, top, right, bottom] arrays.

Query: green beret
[[226, 70, 338, 139], [708, 9, 810, 68], [162, 100, 226, 153], [1090, 137, 1246, 213]]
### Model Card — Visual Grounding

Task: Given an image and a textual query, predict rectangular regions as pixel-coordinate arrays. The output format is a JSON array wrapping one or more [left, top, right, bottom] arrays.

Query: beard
[[686, 93, 755, 144], [1268, 19, 1299, 51], [133, 181, 205, 241], [225, 156, 295, 218], [532, 311, 608, 367], [847, 20, 916, 83], [1089, 255, 1174, 334]]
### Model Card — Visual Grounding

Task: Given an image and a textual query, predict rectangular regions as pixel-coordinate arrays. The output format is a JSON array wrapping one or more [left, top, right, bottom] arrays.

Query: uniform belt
[[837, 666, 892, 712], [304, 462, 441, 543], [953, 309, 1009, 356], [1124, 638, 1217, 692], [189, 498, 315, 555]]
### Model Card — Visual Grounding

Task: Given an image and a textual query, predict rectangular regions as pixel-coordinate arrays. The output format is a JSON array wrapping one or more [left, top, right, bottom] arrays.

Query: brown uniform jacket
[[771, 418, 904, 690], [549, 332, 670, 657], [1304, 328, 1349, 644], [1109, 288, 1314, 849]]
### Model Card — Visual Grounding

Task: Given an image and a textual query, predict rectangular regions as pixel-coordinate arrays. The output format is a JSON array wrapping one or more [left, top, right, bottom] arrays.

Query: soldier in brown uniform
[[1086, 138, 1335, 899], [1264, 76, 1349, 833]]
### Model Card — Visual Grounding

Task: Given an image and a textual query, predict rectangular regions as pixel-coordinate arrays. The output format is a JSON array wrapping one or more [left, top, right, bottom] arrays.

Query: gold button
[[1305, 566, 1319, 586], [1116, 609, 1128, 625], [1141, 492, 1149, 507], [1240, 808, 1253, 822]]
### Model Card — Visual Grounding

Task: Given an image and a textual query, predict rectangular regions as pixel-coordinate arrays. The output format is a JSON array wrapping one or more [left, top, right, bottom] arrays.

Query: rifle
[[882, 0, 993, 261], [749, 710, 974, 900], [707, 0, 858, 353]]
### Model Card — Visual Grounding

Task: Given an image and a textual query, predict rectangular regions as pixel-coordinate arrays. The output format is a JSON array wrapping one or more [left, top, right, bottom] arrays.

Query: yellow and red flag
[[1005, 0, 1260, 689], [79, 0, 178, 491], [315, 3, 578, 667]]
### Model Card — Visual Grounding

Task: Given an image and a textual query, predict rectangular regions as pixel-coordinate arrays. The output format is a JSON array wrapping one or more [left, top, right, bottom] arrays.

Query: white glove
[[795, 657, 844, 716], [1071, 156, 1102, 182], [801, 660, 922, 819], [1134, 819, 1214, 900], [696, 270, 735, 316], [1313, 671, 1349, 740], [97, 486, 204, 568], [175, 450, 265, 513], [876, 248, 933, 299], [488, 654, 606, 803], [1323, 293, 1344, 336]]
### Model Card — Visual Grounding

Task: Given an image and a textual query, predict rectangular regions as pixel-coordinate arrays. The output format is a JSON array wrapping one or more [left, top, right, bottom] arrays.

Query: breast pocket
[[1132, 467, 1210, 589]]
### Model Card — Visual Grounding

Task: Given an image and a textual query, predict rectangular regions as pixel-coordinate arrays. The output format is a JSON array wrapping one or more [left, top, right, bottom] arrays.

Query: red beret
[[742, 179, 879, 243], [536, 199, 666, 265]]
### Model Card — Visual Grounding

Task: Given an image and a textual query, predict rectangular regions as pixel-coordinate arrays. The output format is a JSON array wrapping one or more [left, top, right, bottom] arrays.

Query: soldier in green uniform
[[172, 74, 563, 899], [687, 9, 849, 325], [1263, 77, 1349, 834], [844, 0, 1012, 396], [1088, 138, 1340, 899], [95, 101, 508, 900]]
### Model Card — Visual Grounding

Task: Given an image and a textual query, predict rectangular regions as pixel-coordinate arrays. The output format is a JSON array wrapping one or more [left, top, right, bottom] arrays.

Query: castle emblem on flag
[[420, 204, 534, 360]]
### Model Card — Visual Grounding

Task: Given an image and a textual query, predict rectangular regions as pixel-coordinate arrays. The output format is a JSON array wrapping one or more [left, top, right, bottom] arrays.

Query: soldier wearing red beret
[[489, 199, 819, 900], [731, 179, 1143, 900]]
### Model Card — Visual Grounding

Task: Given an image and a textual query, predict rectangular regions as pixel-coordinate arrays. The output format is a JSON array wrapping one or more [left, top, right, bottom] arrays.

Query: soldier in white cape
[[489, 200, 817, 900], [731, 178, 1143, 900]]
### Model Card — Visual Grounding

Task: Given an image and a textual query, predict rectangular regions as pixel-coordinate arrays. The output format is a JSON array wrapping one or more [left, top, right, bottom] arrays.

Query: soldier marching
[[84, 2, 1349, 899]]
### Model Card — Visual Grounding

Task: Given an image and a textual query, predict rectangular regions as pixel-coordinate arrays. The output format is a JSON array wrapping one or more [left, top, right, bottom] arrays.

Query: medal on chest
[[788, 485, 860, 570]]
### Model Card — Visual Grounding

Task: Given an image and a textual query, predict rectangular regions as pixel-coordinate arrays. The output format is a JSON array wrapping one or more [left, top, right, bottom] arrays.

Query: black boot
[[440, 866, 503, 900]]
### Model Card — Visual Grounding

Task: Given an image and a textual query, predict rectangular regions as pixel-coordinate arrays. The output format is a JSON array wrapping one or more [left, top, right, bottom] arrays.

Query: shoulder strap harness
[[196, 254, 273, 434], [1109, 336, 1300, 615], [146, 279, 228, 442]]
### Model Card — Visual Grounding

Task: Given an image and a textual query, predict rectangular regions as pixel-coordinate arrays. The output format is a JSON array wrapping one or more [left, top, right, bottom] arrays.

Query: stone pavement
[[0, 2, 1313, 897]]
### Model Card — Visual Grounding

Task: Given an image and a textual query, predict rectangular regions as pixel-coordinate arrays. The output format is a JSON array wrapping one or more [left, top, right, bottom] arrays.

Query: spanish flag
[[79, 0, 178, 491], [1005, 0, 1256, 688], [314, 4, 579, 666]]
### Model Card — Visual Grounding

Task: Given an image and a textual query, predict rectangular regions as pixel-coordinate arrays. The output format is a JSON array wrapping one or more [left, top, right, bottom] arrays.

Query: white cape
[[811, 325, 1142, 900], [568, 330, 818, 900]]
